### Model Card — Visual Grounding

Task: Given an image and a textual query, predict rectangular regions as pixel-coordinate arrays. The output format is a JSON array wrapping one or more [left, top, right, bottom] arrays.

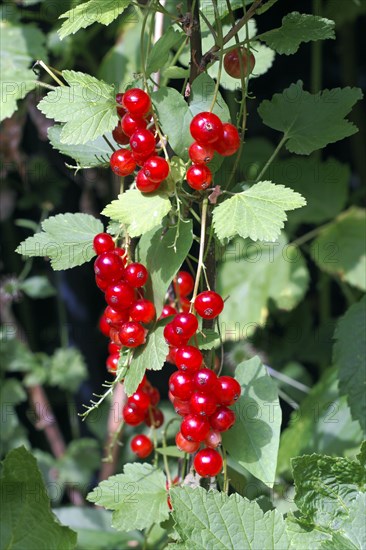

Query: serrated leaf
[[311, 208, 366, 290], [124, 325, 169, 396], [0, 447, 77, 549], [222, 357, 281, 488], [19, 276, 56, 298], [58, 0, 131, 39], [284, 515, 332, 549], [146, 27, 185, 75], [194, 329, 220, 350], [87, 463, 169, 532], [16, 213, 104, 270], [333, 297, 366, 431], [38, 71, 118, 145], [170, 486, 289, 549], [48, 348, 88, 392], [259, 12, 335, 55], [102, 190, 171, 238], [258, 82, 363, 155], [213, 181, 305, 243]]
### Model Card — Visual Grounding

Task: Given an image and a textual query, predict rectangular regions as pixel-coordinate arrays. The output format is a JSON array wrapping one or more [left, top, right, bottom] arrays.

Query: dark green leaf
[[146, 27, 185, 75]]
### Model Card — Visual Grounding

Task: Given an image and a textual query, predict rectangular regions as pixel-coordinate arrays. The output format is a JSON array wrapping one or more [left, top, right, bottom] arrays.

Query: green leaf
[[58, 439, 100, 486], [137, 221, 193, 316], [0, 379, 27, 444], [259, 12, 335, 55], [16, 213, 103, 270], [284, 515, 332, 549], [19, 276, 56, 299], [324, 0, 366, 27], [124, 325, 169, 396], [258, 82, 363, 155], [156, 446, 185, 458], [0, 447, 77, 549], [189, 73, 230, 122], [102, 190, 172, 238], [38, 71, 118, 145], [333, 297, 366, 431], [217, 233, 309, 338], [222, 357, 281, 488], [194, 329, 220, 350], [146, 27, 185, 75], [58, 0, 131, 39], [48, 348, 88, 392], [87, 463, 169, 532], [311, 208, 366, 291], [170, 486, 289, 549], [213, 181, 306, 243]]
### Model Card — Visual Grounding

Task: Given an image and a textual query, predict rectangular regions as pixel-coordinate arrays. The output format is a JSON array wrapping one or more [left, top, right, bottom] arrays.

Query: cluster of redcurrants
[[110, 88, 170, 193], [186, 111, 241, 191], [94, 232, 156, 374]]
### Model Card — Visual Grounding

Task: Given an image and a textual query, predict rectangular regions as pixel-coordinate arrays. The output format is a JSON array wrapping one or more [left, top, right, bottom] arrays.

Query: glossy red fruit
[[180, 296, 191, 312], [223, 47, 255, 79], [116, 93, 127, 118], [130, 129, 156, 156], [174, 271, 194, 298], [190, 392, 217, 416], [204, 429, 222, 449], [109, 327, 122, 345], [194, 448, 223, 477], [175, 431, 200, 453], [106, 353, 119, 373], [105, 282, 135, 311], [142, 156, 170, 183], [131, 434, 153, 458], [188, 142, 215, 164], [104, 306, 129, 326], [121, 113, 147, 137], [172, 397, 191, 416], [216, 376, 241, 406], [95, 276, 109, 291], [108, 342, 121, 355], [93, 233, 115, 255], [119, 322, 145, 347], [113, 247, 128, 265], [169, 371, 194, 401], [193, 368, 218, 392], [144, 386, 160, 407], [110, 149, 136, 177], [112, 123, 130, 145], [122, 402, 145, 426], [166, 346, 178, 364], [210, 406, 236, 432], [186, 164, 212, 191], [163, 323, 189, 347], [175, 346, 203, 373], [190, 112, 223, 145], [172, 312, 198, 339], [99, 315, 111, 337], [124, 263, 148, 288], [160, 304, 177, 319], [128, 390, 151, 411], [181, 414, 210, 442], [130, 299, 156, 324], [214, 123, 240, 157], [122, 88, 151, 116], [145, 407, 164, 428], [136, 170, 161, 193], [194, 291, 224, 319], [94, 252, 125, 282]]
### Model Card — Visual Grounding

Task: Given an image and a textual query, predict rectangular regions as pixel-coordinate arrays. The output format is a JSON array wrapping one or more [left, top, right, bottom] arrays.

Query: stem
[[35, 60, 65, 87], [255, 134, 287, 182], [209, 1, 224, 112], [266, 366, 310, 393], [190, 198, 208, 308], [288, 222, 331, 248], [99, 383, 127, 481], [222, 446, 229, 493], [187, 0, 203, 83], [103, 134, 117, 153]]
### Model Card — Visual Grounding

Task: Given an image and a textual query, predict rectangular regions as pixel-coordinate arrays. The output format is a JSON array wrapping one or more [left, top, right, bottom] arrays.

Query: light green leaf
[[217, 233, 309, 338], [258, 82, 363, 155], [164, 66, 189, 79], [87, 463, 169, 532], [58, 439, 100, 486], [170, 486, 289, 549], [156, 446, 185, 458], [189, 73, 230, 121], [48, 348, 87, 392], [19, 276, 56, 298], [194, 329, 220, 350], [38, 71, 118, 145], [284, 515, 332, 549], [0, 379, 27, 444], [124, 325, 169, 396], [259, 12, 335, 55], [0, 447, 77, 549], [102, 190, 172, 238], [333, 297, 366, 431], [222, 356, 281, 488], [58, 0, 131, 39], [16, 213, 103, 270], [146, 27, 185, 75], [213, 181, 305, 243], [137, 221, 193, 316]]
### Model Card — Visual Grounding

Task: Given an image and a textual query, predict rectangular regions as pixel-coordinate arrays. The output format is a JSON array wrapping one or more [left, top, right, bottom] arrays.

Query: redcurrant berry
[[136, 170, 160, 193], [119, 322, 145, 347], [181, 414, 210, 442], [131, 434, 153, 458], [122, 402, 145, 426], [204, 429, 222, 449], [174, 271, 194, 297], [112, 123, 129, 145], [106, 353, 119, 373], [121, 113, 147, 137], [108, 342, 121, 355], [223, 48, 255, 79], [144, 386, 160, 407], [193, 368, 218, 392], [172, 397, 191, 416], [95, 276, 109, 291], [104, 306, 129, 326], [122, 88, 151, 116], [124, 263, 148, 288], [190, 112, 223, 145], [175, 346, 202, 373], [166, 346, 178, 364], [180, 296, 191, 312], [190, 392, 217, 416], [142, 156, 170, 183], [194, 448, 223, 477], [163, 323, 189, 347], [214, 123, 240, 157], [215, 376, 241, 406], [194, 291, 224, 319], [175, 431, 200, 453], [186, 164, 212, 190], [171, 312, 198, 339], [110, 149, 136, 177], [105, 282, 135, 311], [130, 129, 156, 157], [128, 390, 150, 411], [93, 233, 115, 255], [169, 371, 194, 401], [145, 407, 164, 428], [130, 299, 156, 324], [188, 142, 215, 164], [99, 315, 111, 337], [94, 252, 125, 283], [210, 406, 236, 432], [160, 304, 177, 319], [116, 93, 127, 118]]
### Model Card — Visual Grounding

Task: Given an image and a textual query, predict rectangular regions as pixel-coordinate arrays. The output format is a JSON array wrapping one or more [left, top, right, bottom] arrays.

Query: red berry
[[116, 93, 127, 118], [210, 406, 236, 432], [175, 346, 202, 373], [172, 397, 191, 416], [204, 429, 222, 449], [223, 47, 255, 79], [93, 233, 115, 255], [94, 252, 125, 283], [190, 112, 223, 145], [122, 402, 145, 426], [122, 88, 151, 116], [106, 353, 119, 373], [181, 414, 210, 442], [190, 392, 217, 416], [174, 271, 194, 297], [171, 312, 198, 339], [186, 164, 212, 191], [121, 113, 147, 137], [95, 276, 109, 291], [128, 390, 151, 411], [142, 156, 170, 183], [108, 342, 120, 355], [193, 368, 218, 392], [99, 314, 111, 337], [175, 431, 199, 453], [194, 291, 224, 319], [163, 323, 189, 347], [144, 386, 160, 407], [124, 263, 148, 288], [105, 306, 129, 326], [145, 407, 164, 428], [133, 152, 154, 167], [216, 376, 241, 406], [160, 305, 177, 319], [214, 123, 240, 157], [130, 299, 156, 323], [109, 327, 122, 345], [119, 322, 145, 347], [131, 434, 153, 458], [194, 448, 223, 477], [136, 170, 161, 193], [169, 371, 194, 401], [112, 123, 129, 145], [180, 296, 191, 312], [166, 346, 178, 364], [113, 247, 128, 265], [130, 129, 156, 156], [110, 149, 136, 177], [105, 282, 135, 311], [188, 142, 215, 164]]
